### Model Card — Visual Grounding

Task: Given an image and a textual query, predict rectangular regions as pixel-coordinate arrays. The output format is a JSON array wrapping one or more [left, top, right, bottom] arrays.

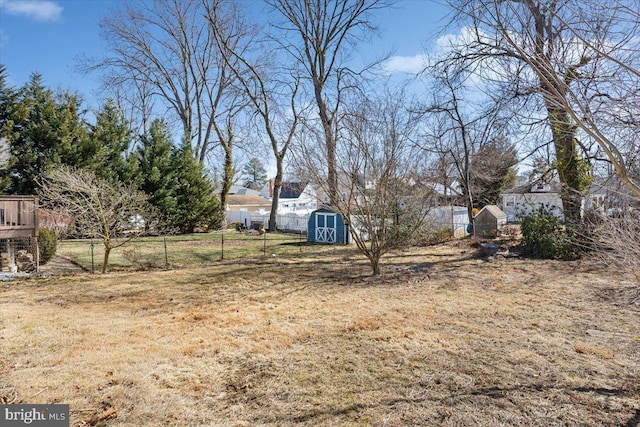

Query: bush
[[38, 228, 57, 264], [520, 208, 569, 259]]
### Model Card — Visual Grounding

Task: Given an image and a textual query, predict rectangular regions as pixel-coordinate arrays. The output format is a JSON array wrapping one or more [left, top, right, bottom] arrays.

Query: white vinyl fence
[[227, 210, 310, 233]]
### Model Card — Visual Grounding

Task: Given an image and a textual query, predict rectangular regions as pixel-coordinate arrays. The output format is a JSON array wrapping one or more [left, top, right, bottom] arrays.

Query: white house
[[501, 180, 608, 222], [261, 181, 319, 213]]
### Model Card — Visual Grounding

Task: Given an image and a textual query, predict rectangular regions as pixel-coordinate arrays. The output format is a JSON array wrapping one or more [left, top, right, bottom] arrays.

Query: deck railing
[[0, 196, 39, 238]]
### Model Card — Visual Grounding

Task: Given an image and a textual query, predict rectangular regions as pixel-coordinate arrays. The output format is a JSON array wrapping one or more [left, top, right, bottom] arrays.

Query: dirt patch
[[38, 255, 88, 275], [0, 245, 638, 426]]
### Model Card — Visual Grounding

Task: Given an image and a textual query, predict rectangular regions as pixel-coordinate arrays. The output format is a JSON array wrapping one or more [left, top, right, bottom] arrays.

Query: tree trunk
[[268, 159, 284, 232], [220, 142, 233, 220], [370, 256, 381, 276], [102, 243, 111, 274], [529, 1, 588, 234], [313, 80, 338, 205], [548, 108, 587, 232]]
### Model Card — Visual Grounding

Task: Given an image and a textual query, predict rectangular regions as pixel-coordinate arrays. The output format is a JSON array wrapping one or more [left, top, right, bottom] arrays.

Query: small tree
[[38, 167, 151, 273], [298, 88, 430, 275], [520, 207, 570, 259], [591, 211, 640, 285]]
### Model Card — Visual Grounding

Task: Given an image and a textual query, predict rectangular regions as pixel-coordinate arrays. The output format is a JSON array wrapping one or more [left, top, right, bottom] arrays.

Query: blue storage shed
[[307, 208, 351, 244]]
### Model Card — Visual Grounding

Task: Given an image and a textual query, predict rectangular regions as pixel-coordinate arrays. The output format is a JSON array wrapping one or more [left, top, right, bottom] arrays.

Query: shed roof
[[476, 204, 507, 219]]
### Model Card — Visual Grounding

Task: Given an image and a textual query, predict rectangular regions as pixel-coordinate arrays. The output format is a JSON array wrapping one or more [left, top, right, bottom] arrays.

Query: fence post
[[263, 232, 266, 256], [221, 233, 224, 260], [90, 240, 95, 274], [163, 236, 168, 267]]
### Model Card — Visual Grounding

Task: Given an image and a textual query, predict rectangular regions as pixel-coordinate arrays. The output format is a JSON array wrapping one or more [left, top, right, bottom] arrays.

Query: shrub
[[520, 208, 569, 259], [38, 228, 57, 264]]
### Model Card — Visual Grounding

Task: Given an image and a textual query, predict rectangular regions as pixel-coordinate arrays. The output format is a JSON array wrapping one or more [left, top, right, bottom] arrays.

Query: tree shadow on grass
[[266, 382, 639, 425]]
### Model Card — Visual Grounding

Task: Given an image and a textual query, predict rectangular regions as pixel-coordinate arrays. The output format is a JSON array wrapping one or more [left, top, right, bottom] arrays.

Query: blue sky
[[0, 0, 452, 111]]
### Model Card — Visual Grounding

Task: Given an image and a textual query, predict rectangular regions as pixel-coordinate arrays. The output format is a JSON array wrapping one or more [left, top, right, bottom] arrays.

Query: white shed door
[[315, 213, 336, 243]]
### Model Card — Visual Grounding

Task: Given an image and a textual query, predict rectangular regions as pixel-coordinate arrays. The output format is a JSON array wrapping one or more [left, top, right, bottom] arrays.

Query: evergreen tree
[[0, 66, 17, 192], [242, 157, 268, 190], [132, 120, 222, 233], [171, 143, 223, 233], [131, 119, 178, 229], [7, 73, 89, 194], [86, 100, 132, 183], [470, 137, 518, 208]]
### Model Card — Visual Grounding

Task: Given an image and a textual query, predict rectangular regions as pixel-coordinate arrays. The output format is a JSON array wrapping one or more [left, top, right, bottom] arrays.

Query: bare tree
[[104, 69, 155, 139], [38, 167, 151, 273], [81, 0, 247, 209], [206, 0, 303, 232], [421, 64, 510, 227], [298, 88, 430, 275], [267, 0, 388, 205], [591, 211, 640, 288], [441, 0, 640, 230]]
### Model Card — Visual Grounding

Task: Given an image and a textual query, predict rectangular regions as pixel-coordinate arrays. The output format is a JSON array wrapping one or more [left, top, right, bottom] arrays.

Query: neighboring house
[[501, 179, 611, 222], [428, 180, 464, 206], [226, 195, 272, 212], [266, 181, 318, 213], [229, 185, 262, 196], [225, 194, 272, 228], [474, 205, 507, 238], [501, 181, 564, 222]]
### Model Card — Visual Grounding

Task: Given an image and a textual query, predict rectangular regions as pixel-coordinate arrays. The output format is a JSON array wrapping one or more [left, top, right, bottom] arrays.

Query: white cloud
[[1, 0, 63, 22], [382, 53, 429, 74]]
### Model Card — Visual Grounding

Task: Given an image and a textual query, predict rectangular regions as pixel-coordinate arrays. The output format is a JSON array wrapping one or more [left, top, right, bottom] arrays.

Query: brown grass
[[1, 243, 638, 426]]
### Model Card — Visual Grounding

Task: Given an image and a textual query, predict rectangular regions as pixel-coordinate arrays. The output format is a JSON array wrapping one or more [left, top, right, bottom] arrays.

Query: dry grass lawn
[[1, 242, 639, 426]]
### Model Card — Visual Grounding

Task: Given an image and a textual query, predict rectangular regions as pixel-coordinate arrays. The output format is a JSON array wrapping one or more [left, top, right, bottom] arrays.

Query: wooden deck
[[0, 196, 39, 238]]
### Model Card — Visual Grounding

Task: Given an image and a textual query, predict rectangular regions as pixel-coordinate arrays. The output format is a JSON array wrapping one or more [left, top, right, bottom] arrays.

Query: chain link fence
[[57, 232, 308, 273]]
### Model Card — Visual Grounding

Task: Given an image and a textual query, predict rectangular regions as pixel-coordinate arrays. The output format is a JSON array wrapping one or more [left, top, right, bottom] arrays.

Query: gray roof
[[476, 204, 507, 219], [279, 182, 307, 199], [229, 185, 261, 196]]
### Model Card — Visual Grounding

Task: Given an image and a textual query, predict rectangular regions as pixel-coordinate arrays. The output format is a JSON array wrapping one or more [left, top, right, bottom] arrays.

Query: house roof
[[503, 181, 562, 194], [229, 185, 262, 196], [419, 181, 462, 197], [227, 195, 271, 206], [279, 182, 307, 199], [476, 204, 507, 219]]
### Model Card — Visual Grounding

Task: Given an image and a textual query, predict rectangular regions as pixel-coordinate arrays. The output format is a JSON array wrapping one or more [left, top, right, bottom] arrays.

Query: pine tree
[[242, 157, 268, 190], [470, 137, 518, 208], [7, 73, 90, 194], [170, 143, 223, 233], [130, 119, 178, 229], [0, 66, 17, 192], [86, 100, 132, 183]]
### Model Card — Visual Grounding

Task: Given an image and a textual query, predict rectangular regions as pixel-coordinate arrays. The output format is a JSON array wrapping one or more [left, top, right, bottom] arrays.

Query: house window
[[505, 197, 515, 208]]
